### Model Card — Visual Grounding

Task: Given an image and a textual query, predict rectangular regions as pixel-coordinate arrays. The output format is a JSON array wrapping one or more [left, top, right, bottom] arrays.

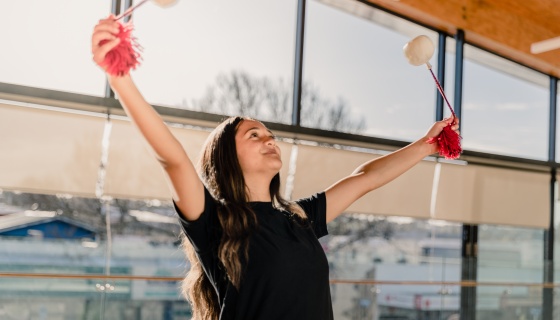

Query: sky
[[0, 0, 553, 160]]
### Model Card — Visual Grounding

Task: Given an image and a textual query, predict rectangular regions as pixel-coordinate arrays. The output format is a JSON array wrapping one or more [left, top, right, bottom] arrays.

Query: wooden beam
[[365, 0, 560, 77]]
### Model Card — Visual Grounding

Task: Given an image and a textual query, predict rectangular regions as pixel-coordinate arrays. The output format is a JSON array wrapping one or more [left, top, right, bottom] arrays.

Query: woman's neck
[[244, 175, 272, 202]]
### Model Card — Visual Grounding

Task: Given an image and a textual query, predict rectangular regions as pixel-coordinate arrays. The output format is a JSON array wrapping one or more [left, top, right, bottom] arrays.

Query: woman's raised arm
[[92, 15, 204, 221], [324, 117, 459, 223]]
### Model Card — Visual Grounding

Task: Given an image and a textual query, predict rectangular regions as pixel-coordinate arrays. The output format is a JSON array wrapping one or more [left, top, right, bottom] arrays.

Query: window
[[462, 45, 549, 160], [302, 0, 438, 139], [0, 0, 109, 96], [130, 0, 297, 124]]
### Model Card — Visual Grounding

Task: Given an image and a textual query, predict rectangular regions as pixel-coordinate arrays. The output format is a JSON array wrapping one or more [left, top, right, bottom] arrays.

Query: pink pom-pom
[[101, 22, 142, 76], [428, 124, 462, 160]]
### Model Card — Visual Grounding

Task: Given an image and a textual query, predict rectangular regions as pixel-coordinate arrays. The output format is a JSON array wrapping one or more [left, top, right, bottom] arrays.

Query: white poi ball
[[403, 35, 435, 66], [153, 0, 177, 7]]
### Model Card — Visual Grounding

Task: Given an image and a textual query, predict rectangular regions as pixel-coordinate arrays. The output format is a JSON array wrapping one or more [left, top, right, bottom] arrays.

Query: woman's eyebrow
[[243, 127, 274, 135], [244, 127, 260, 134]]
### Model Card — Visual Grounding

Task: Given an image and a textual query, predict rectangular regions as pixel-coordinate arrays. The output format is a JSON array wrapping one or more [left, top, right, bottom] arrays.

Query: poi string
[[426, 62, 457, 120], [116, 0, 176, 20], [403, 35, 462, 159], [115, 0, 151, 21]]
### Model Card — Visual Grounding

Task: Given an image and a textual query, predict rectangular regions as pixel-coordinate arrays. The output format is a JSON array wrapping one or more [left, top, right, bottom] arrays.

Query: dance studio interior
[[1, 0, 560, 319]]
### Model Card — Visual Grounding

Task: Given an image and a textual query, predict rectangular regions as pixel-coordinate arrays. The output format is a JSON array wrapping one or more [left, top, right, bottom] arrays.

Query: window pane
[[556, 81, 560, 162], [96, 197, 185, 278], [445, 38, 456, 117], [325, 214, 461, 318], [131, 0, 297, 124], [0, 191, 108, 275], [477, 225, 544, 319], [0, 0, 109, 96], [462, 45, 549, 160], [302, 0, 438, 139], [0, 277, 190, 318]]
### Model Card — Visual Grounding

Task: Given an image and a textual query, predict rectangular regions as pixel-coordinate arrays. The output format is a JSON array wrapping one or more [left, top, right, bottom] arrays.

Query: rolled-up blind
[[0, 103, 105, 196], [291, 144, 436, 219], [433, 163, 549, 228], [103, 118, 294, 200]]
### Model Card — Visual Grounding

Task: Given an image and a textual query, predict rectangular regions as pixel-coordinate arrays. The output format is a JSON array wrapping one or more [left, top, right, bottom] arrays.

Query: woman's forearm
[[355, 138, 433, 191], [108, 75, 189, 167]]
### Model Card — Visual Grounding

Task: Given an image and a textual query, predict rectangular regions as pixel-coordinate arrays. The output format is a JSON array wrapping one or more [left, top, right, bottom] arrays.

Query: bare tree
[[262, 77, 291, 122], [190, 70, 366, 133], [192, 70, 265, 119], [300, 83, 366, 134]]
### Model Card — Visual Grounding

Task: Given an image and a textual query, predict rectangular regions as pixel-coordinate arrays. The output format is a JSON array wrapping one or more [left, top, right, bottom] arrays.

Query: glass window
[[462, 45, 549, 160], [130, 0, 297, 124], [0, 0, 109, 96], [0, 190, 108, 275], [0, 277, 190, 318], [0, 190, 185, 278], [324, 214, 461, 318], [98, 197, 185, 278], [556, 81, 559, 162], [554, 180, 560, 315], [477, 225, 544, 319], [444, 38, 456, 118], [302, 0, 438, 139]]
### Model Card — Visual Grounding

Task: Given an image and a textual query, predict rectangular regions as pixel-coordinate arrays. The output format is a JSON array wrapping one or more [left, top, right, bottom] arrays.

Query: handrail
[[0, 272, 557, 288]]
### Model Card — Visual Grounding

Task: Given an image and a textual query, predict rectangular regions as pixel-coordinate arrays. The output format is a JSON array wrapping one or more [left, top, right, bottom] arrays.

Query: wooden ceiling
[[365, 0, 560, 77]]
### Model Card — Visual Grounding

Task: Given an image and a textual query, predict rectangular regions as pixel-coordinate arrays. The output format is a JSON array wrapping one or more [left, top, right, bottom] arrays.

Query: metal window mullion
[[543, 76, 557, 320], [104, 0, 124, 99], [453, 29, 464, 121], [455, 28, 477, 320], [291, 0, 306, 127], [435, 33, 446, 121]]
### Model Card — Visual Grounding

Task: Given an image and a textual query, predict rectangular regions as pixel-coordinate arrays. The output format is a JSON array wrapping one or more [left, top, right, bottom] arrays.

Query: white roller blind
[[103, 118, 294, 200], [291, 144, 435, 219], [0, 103, 105, 196], [103, 119, 208, 199], [0, 103, 551, 228], [434, 163, 549, 228]]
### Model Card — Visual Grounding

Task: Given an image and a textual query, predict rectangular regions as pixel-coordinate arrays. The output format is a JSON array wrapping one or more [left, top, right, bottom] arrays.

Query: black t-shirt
[[175, 188, 333, 320]]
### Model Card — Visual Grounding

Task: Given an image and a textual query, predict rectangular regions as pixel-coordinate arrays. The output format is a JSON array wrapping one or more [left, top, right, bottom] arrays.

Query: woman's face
[[234, 120, 282, 177]]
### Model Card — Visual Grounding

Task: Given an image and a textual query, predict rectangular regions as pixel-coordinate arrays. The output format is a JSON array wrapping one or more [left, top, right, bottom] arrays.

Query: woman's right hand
[[91, 15, 121, 73]]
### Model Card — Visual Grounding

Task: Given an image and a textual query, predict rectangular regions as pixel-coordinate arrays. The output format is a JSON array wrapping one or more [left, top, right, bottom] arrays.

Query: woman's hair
[[180, 116, 305, 320]]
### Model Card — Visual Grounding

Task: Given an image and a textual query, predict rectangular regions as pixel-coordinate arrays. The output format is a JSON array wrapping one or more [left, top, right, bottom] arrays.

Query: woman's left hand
[[424, 117, 460, 154]]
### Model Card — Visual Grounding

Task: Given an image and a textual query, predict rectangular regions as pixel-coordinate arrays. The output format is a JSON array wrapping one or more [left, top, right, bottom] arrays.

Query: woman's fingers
[[92, 23, 119, 47], [91, 30, 116, 50], [91, 16, 121, 66], [92, 37, 121, 64]]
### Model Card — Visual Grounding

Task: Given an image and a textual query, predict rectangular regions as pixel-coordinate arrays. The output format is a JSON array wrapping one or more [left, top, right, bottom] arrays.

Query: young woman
[[91, 15, 459, 320]]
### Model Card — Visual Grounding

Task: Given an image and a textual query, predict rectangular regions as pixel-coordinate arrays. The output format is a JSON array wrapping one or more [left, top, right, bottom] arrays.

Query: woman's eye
[[250, 132, 258, 138]]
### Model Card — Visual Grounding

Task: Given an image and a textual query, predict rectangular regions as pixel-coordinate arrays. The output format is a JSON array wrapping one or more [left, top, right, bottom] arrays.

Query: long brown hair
[[181, 117, 305, 319]]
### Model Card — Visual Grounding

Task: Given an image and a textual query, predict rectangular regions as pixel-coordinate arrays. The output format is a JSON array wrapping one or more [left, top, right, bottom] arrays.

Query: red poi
[[403, 35, 462, 160], [102, 0, 177, 77]]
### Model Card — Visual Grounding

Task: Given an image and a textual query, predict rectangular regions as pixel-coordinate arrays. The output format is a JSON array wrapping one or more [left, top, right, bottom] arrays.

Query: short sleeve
[[296, 192, 328, 238], [173, 187, 221, 254]]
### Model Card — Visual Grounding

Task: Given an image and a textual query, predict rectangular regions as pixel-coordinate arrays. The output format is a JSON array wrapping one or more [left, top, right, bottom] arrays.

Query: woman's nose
[[264, 136, 275, 146]]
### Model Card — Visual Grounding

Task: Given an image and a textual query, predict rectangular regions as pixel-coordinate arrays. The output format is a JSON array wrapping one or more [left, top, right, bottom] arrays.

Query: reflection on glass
[[131, 0, 297, 124], [0, 0, 108, 96], [331, 283, 459, 320], [102, 197, 185, 278], [477, 225, 544, 319], [303, 0, 438, 139], [556, 82, 560, 161], [0, 190, 108, 274], [462, 45, 549, 159], [0, 277, 189, 319], [445, 38, 456, 118], [323, 214, 461, 318], [0, 191, 185, 278]]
